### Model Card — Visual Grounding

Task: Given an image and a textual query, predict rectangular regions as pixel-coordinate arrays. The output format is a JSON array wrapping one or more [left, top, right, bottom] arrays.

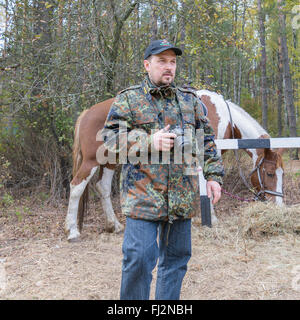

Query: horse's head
[[250, 148, 284, 205]]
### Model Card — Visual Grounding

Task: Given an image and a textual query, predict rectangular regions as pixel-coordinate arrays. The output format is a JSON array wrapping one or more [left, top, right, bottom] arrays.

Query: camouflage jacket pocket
[[134, 113, 160, 133]]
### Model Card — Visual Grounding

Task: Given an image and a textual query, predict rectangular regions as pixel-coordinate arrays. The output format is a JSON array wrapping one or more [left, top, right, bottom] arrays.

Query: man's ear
[[144, 59, 150, 72]]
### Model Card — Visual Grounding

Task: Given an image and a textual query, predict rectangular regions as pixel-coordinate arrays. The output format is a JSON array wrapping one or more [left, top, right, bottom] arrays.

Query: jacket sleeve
[[194, 97, 224, 185], [101, 92, 152, 163]]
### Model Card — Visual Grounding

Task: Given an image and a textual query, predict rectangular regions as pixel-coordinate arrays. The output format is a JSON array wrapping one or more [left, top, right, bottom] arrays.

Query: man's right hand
[[152, 125, 177, 151]]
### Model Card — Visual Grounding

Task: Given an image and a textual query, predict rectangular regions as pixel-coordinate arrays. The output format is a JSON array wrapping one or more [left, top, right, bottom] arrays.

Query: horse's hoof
[[68, 236, 81, 243], [66, 229, 81, 242], [105, 224, 115, 233]]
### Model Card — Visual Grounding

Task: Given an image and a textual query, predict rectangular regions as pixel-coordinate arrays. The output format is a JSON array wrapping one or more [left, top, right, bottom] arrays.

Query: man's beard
[[157, 74, 174, 87]]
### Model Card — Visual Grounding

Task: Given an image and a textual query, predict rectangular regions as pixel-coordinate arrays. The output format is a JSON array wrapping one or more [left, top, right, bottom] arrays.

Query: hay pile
[[240, 202, 300, 239]]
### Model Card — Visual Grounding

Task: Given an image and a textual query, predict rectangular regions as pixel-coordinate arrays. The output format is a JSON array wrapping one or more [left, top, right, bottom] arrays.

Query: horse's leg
[[65, 165, 98, 241], [96, 166, 124, 233]]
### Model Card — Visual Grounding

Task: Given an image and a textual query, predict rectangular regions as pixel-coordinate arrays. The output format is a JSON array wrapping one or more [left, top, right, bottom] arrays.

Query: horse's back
[[79, 98, 115, 159]]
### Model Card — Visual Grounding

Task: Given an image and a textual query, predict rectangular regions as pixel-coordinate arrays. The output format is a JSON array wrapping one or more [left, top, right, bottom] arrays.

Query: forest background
[[0, 0, 299, 201]]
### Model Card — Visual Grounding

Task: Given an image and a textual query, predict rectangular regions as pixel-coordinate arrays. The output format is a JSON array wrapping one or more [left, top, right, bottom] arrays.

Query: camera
[[170, 126, 192, 153]]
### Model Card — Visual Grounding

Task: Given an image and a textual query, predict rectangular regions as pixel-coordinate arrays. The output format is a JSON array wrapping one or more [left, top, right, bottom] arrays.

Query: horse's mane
[[227, 100, 269, 137]]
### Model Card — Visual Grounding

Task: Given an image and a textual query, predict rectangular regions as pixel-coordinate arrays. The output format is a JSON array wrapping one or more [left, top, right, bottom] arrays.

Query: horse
[[198, 90, 284, 203], [64, 90, 284, 241]]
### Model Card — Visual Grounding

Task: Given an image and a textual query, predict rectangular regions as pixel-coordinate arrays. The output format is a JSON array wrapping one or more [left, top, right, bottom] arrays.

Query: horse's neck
[[221, 100, 269, 168], [228, 103, 268, 139]]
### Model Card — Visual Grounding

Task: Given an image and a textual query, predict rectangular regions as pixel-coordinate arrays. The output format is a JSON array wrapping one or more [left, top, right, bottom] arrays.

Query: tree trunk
[[277, 38, 283, 137], [232, 1, 238, 103], [2, 0, 9, 58], [292, 29, 298, 121], [237, 0, 247, 105], [277, 0, 298, 159], [179, 0, 187, 82], [105, 0, 139, 95], [258, 0, 268, 131], [226, 63, 231, 99], [57, 0, 64, 39], [67, 0, 72, 52], [150, 4, 158, 41]]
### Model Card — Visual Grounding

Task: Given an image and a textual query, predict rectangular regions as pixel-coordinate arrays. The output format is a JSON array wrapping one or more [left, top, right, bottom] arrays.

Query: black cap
[[144, 39, 182, 60]]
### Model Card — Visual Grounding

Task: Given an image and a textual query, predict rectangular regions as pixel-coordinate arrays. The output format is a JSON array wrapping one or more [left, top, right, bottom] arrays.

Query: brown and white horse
[[198, 90, 284, 203], [64, 90, 284, 241]]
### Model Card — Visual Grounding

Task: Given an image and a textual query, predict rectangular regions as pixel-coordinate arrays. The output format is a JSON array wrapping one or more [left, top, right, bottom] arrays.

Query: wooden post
[[198, 167, 212, 227]]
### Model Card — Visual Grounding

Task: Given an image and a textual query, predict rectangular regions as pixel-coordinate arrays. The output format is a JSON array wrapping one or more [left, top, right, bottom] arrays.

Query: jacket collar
[[143, 75, 177, 98]]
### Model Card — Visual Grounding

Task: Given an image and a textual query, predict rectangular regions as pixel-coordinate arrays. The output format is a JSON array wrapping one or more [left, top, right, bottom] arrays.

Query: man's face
[[144, 49, 177, 86]]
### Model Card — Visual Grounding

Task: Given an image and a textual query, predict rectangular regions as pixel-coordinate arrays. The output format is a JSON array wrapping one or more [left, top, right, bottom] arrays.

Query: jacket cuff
[[206, 175, 223, 185]]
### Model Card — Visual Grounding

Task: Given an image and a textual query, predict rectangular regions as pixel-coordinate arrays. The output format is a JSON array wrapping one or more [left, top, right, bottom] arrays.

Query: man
[[102, 39, 224, 300]]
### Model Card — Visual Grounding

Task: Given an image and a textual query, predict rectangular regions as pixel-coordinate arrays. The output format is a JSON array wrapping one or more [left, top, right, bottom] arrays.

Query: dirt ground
[[0, 158, 300, 300]]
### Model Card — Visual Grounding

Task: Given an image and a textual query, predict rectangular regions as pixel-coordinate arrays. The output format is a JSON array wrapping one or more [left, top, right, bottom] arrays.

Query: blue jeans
[[120, 217, 192, 300]]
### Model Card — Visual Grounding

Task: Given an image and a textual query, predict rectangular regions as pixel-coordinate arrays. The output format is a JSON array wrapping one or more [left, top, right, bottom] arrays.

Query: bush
[[0, 156, 12, 191]]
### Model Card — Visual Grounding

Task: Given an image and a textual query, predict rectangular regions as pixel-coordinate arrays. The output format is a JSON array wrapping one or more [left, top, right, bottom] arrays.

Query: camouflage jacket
[[102, 76, 224, 222]]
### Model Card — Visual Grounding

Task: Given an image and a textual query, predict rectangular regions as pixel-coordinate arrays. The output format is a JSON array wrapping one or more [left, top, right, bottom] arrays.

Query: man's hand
[[152, 124, 177, 151], [207, 180, 221, 204]]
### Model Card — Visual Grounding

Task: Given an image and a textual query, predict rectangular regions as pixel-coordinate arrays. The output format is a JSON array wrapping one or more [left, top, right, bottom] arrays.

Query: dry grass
[[0, 157, 299, 300], [186, 200, 300, 300], [240, 202, 300, 239]]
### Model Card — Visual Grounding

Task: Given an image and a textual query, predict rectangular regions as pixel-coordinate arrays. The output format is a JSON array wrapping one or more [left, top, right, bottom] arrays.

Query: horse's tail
[[72, 109, 90, 232]]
